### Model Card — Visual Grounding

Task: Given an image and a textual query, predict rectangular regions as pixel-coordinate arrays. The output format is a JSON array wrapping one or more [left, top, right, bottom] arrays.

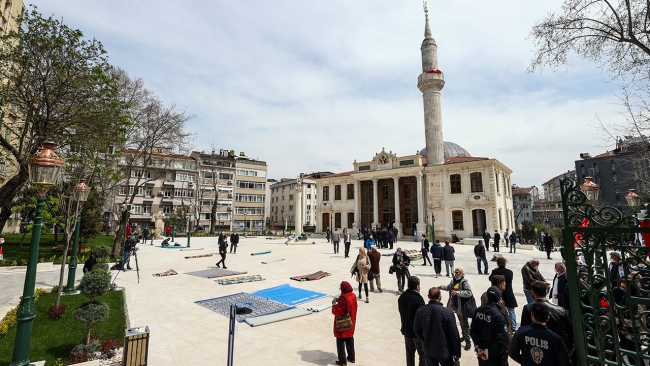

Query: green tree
[[75, 263, 111, 345], [0, 6, 128, 231]]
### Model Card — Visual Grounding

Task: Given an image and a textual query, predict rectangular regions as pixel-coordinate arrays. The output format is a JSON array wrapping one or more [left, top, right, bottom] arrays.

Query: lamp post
[[580, 176, 600, 202], [244, 211, 248, 234], [171, 208, 176, 242], [12, 142, 64, 366], [282, 210, 286, 234], [186, 205, 193, 248], [625, 189, 641, 212], [518, 222, 523, 244], [63, 179, 91, 295], [534, 227, 538, 248]]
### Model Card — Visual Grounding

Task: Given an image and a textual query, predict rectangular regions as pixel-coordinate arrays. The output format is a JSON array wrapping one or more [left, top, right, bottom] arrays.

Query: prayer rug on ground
[[251, 250, 272, 256], [195, 292, 292, 322], [184, 254, 213, 259], [152, 269, 178, 277], [290, 271, 331, 281], [261, 258, 285, 264], [155, 246, 184, 249], [185, 268, 246, 279], [252, 283, 328, 306], [216, 274, 264, 285]]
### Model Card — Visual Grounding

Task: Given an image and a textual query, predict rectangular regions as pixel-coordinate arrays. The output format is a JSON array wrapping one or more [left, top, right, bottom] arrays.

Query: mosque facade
[[315, 8, 513, 240]]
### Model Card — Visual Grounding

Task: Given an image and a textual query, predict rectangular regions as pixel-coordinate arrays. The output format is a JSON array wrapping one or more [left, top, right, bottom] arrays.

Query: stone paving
[[2, 236, 558, 366]]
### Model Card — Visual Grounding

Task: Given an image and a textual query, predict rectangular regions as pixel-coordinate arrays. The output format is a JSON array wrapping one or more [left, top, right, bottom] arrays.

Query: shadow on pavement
[[297, 349, 338, 365]]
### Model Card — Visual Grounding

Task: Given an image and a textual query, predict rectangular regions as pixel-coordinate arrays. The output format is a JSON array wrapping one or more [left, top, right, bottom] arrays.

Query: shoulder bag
[[335, 297, 353, 332]]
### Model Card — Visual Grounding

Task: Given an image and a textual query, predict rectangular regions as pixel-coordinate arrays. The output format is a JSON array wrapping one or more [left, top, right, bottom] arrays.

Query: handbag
[[335, 297, 353, 332], [368, 271, 375, 281]]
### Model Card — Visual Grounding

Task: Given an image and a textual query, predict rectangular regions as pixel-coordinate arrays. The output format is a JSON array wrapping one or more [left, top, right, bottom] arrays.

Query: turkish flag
[[426, 69, 442, 73], [573, 218, 590, 247]]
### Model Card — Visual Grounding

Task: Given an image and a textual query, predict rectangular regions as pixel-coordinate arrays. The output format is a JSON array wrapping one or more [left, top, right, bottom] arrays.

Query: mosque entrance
[[377, 179, 395, 227], [472, 209, 487, 236], [400, 177, 418, 235]]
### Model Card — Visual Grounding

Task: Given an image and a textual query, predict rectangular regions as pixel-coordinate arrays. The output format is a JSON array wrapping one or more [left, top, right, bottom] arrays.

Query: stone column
[[393, 176, 401, 239], [416, 173, 426, 237], [372, 178, 379, 227], [353, 179, 359, 231]]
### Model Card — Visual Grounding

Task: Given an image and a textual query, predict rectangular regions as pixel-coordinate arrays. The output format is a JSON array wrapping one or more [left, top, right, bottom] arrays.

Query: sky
[[35, 1, 626, 187]]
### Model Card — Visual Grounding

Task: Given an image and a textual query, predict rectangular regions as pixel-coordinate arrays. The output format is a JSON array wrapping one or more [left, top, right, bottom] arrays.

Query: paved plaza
[[2, 237, 557, 366]]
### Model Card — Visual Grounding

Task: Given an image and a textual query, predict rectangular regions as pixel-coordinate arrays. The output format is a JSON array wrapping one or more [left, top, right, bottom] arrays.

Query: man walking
[[398, 276, 427, 366], [470, 286, 509, 366], [503, 228, 509, 251], [431, 240, 444, 277], [332, 228, 341, 254], [216, 237, 228, 269], [414, 287, 461, 366], [230, 231, 239, 254], [521, 259, 546, 304], [368, 247, 382, 292], [544, 233, 554, 259], [142, 227, 152, 245], [474, 240, 488, 275], [520, 281, 575, 359], [483, 229, 491, 252], [509, 302, 571, 366], [344, 228, 352, 258], [421, 234, 432, 266], [443, 240, 455, 277], [493, 230, 501, 252], [489, 257, 518, 332]]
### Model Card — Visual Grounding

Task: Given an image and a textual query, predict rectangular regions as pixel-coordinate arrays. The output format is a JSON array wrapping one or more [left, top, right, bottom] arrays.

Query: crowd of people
[[330, 228, 588, 366]]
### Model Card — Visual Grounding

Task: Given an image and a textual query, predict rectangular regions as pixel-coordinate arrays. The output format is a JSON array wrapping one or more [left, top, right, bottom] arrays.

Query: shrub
[[10, 260, 17, 266], [100, 337, 121, 357], [68, 352, 91, 365], [74, 302, 109, 345], [92, 245, 111, 260], [78, 266, 110, 302], [71, 339, 100, 355], [48, 304, 68, 319]]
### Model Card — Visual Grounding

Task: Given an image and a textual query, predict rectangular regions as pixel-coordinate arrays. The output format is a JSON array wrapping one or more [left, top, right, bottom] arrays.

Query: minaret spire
[[423, 1, 431, 38]]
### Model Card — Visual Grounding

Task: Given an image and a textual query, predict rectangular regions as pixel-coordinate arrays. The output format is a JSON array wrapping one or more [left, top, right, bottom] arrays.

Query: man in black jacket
[[483, 229, 491, 252], [83, 253, 97, 273], [474, 240, 488, 275], [398, 276, 427, 366], [430, 240, 444, 277], [489, 257, 518, 332], [544, 233, 554, 259], [421, 234, 432, 266], [230, 232, 239, 254], [216, 237, 228, 269], [414, 287, 461, 366], [470, 286, 509, 366], [443, 240, 455, 277], [520, 281, 575, 358], [493, 230, 500, 252], [508, 302, 570, 366]]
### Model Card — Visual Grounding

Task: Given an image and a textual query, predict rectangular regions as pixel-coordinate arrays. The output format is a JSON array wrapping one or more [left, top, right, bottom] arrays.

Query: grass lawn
[[0, 234, 116, 266], [0, 289, 126, 365]]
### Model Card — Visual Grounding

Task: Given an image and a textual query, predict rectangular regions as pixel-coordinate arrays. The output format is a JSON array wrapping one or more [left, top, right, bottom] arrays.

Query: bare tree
[[109, 69, 195, 254]]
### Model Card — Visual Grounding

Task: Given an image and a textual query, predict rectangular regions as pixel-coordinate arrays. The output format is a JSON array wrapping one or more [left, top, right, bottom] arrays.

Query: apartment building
[[233, 154, 268, 232], [268, 175, 318, 231], [113, 148, 198, 232], [191, 149, 236, 231]]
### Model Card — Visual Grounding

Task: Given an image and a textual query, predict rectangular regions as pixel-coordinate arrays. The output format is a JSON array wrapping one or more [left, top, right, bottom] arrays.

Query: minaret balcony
[[417, 72, 445, 92]]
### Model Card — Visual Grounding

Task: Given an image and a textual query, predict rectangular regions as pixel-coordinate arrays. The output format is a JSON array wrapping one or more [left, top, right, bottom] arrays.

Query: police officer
[[470, 286, 509, 365], [508, 302, 570, 366]]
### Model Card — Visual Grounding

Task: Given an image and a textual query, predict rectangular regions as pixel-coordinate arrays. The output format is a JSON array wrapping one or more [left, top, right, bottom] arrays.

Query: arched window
[[450, 174, 461, 194], [452, 210, 463, 230], [470, 172, 483, 192]]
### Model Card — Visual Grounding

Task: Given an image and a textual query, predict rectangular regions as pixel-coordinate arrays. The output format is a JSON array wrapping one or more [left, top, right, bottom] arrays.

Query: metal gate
[[560, 179, 650, 365]]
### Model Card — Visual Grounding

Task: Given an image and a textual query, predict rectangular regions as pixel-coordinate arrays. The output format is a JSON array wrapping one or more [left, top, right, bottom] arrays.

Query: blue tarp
[[252, 284, 328, 306]]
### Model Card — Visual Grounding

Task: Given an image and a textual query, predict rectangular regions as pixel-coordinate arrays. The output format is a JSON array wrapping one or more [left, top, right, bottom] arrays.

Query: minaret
[[417, 2, 445, 166]]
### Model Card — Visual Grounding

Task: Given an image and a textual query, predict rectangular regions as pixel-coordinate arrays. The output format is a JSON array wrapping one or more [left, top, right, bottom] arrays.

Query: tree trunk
[[0, 166, 29, 233], [210, 203, 217, 234], [54, 238, 70, 307], [85, 324, 92, 345], [18, 231, 27, 246], [53, 225, 58, 244], [112, 224, 123, 256]]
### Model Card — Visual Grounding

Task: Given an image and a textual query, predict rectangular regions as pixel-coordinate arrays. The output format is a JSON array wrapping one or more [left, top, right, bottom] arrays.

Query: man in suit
[[544, 233, 554, 259], [421, 234, 432, 266], [483, 229, 491, 252], [489, 257, 518, 332], [493, 230, 501, 252]]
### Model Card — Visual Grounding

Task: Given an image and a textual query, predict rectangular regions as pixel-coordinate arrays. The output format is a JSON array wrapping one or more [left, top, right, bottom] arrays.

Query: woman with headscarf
[[332, 281, 358, 365], [351, 248, 371, 302]]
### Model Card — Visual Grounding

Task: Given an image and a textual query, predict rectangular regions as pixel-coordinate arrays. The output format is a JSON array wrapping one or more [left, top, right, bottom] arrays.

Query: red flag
[[426, 69, 442, 73]]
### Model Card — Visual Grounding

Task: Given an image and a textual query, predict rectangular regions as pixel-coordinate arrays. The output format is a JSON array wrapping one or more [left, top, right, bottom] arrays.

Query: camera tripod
[[111, 247, 141, 285]]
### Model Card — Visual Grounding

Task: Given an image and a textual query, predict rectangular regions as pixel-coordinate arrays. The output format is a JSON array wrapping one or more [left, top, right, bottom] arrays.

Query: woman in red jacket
[[332, 281, 358, 365]]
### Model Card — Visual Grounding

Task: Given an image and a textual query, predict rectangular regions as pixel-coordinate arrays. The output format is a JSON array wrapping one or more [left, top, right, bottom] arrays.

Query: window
[[323, 186, 329, 201], [613, 172, 618, 181], [165, 172, 174, 181], [307, 194, 311, 199], [132, 204, 142, 214], [235, 194, 265, 202], [163, 205, 172, 214], [347, 212, 354, 228], [164, 188, 172, 197], [347, 184, 354, 200], [335, 212, 341, 228], [289, 195, 294, 201], [120, 186, 128, 195], [334, 185, 341, 200], [470, 172, 483, 192], [611, 162, 616, 171], [581, 164, 585, 174], [452, 210, 463, 230], [236, 168, 267, 177], [236, 181, 266, 189], [143, 204, 152, 214], [202, 171, 214, 179], [450, 174, 461, 194], [176, 173, 195, 182], [219, 173, 234, 180], [289, 205, 294, 211], [145, 187, 153, 197]]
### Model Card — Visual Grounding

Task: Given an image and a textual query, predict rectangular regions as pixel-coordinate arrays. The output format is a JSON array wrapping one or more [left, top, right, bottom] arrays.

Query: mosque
[[316, 7, 513, 240]]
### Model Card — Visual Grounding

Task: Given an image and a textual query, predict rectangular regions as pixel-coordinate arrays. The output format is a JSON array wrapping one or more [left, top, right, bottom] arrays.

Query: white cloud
[[34, 0, 627, 187]]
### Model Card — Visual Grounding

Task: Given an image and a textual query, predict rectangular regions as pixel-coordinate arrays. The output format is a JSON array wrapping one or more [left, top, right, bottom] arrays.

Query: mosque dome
[[420, 142, 471, 159]]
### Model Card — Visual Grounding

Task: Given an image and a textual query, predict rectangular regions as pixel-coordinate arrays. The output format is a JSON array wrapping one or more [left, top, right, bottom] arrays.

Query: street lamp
[[12, 141, 64, 366], [580, 176, 600, 201], [518, 222, 523, 243], [244, 211, 248, 234], [171, 208, 176, 242], [186, 205, 193, 248], [63, 179, 91, 295], [625, 189, 641, 211], [282, 209, 286, 234], [534, 227, 538, 248]]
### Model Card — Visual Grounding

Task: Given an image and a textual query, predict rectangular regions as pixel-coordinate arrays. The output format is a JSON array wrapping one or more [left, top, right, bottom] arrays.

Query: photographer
[[122, 235, 137, 271]]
